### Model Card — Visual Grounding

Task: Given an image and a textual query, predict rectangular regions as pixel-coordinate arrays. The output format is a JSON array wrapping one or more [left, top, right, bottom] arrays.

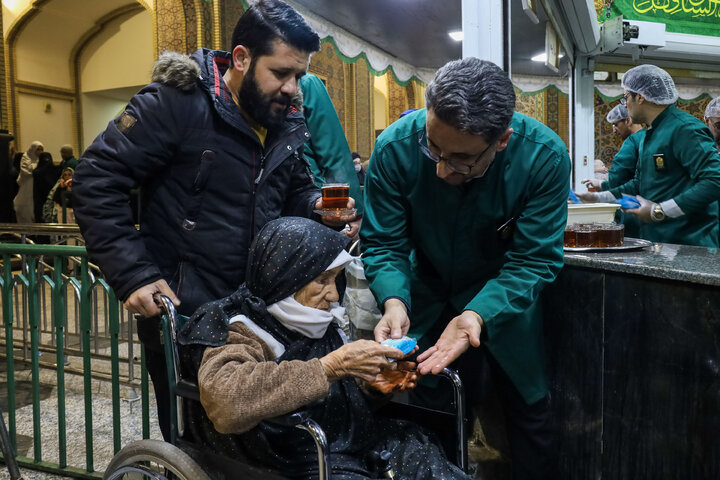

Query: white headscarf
[[26, 141, 44, 162]]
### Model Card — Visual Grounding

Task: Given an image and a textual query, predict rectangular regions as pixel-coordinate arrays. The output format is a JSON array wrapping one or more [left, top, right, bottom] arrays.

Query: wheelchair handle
[[154, 294, 179, 342], [438, 368, 467, 472]]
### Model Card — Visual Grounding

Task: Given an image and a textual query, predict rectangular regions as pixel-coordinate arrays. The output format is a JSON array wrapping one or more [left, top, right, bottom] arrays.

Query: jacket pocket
[[184, 150, 216, 230]]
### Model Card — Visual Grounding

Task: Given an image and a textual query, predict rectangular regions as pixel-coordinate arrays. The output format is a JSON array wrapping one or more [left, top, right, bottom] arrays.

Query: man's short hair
[[60, 144, 73, 154], [231, 0, 321, 60], [425, 58, 515, 143], [351, 152, 361, 160]]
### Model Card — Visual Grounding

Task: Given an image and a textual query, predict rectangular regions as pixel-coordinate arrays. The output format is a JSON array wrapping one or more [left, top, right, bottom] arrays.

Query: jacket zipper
[[249, 151, 265, 235], [253, 124, 307, 187]]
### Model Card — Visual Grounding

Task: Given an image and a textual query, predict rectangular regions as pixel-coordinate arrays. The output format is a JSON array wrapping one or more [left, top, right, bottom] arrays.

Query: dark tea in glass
[[564, 226, 577, 247], [321, 183, 349, 209], [575, 226, 598, 247]]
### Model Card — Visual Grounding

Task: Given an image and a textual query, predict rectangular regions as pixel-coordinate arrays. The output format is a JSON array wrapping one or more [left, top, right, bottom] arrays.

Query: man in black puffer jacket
[[73, 0, 355, 440]]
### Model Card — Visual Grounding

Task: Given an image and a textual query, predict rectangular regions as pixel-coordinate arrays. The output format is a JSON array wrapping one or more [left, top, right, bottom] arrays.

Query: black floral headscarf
[[177, 217, 349, 347]]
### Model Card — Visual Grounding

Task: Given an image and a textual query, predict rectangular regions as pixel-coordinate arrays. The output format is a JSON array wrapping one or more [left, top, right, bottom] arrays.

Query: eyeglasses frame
[[418, 130, 496, 175]]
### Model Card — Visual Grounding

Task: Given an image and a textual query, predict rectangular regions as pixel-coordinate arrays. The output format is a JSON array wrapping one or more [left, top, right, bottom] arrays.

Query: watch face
[[652, 205, 665, 221]]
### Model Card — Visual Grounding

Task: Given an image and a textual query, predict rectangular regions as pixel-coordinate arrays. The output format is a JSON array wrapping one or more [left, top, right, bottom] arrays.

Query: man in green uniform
[[703, 97, 720, 152], [361, 58, 571, 479], [59, 145, 78, 171], [299, 73, 362, 237], [582, 104, 644, 237], [580, 65, 720, 247]]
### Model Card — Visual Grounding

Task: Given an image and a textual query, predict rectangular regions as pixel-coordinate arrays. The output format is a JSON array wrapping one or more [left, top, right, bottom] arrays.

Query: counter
[[543, 242, 720, 479]]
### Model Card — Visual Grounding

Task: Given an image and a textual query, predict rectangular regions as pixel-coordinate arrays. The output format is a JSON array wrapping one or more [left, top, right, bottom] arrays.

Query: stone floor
[[0, 358, 160, 479], [0, 359, 510, 480]]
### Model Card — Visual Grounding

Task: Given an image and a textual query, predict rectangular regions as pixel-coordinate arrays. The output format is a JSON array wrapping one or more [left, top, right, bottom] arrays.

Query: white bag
[[342, 249, 382, 331]]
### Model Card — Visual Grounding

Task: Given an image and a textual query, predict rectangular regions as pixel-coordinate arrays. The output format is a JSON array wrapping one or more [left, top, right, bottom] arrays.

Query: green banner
[[599, 0, 720, 37]]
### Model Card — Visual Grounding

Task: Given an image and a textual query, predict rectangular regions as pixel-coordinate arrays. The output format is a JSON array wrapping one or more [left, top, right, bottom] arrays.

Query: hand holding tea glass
[[314, 182, 357, 229]]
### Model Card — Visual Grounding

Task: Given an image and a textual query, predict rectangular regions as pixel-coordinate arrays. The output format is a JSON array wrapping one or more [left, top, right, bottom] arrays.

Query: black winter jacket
[[74, 49, 321, 314]]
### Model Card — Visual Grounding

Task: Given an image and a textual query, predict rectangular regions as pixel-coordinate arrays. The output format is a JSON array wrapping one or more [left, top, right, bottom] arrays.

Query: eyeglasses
[[418, 130, 495, 175], [619, 93, 631, 106]]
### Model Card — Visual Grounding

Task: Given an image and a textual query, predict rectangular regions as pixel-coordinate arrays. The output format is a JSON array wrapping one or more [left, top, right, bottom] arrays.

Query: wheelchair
[[103, 295, 468, 480]]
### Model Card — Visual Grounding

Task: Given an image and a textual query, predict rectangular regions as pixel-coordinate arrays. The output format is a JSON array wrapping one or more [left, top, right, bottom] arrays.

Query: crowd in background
[[1, 141, 78, 225]]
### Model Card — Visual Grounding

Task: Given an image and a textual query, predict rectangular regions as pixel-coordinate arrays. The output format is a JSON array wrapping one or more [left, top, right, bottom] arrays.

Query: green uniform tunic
[[602, 130, 645, 238], [608, 105, 720, 247], [299, 74, 363, 215], [361, 110, 571, 404]]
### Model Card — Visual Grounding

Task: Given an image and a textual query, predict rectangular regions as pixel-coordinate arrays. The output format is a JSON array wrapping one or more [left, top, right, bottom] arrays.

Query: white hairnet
[[606, 104, 629, 123], [621, 64, 678, 105], [705, 97, 720, 119]]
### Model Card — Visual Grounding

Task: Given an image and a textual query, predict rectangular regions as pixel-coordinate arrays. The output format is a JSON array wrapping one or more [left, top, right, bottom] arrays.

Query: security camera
[[622, 19, 665, 48], [622, 22, 639, 42]]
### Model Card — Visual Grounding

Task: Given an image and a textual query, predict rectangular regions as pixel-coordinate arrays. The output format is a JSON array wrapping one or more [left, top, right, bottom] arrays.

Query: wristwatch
[[650, 203, 666, 222]]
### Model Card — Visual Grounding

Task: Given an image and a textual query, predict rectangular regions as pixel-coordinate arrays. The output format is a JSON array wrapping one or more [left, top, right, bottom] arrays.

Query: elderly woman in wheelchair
[[168, 217, 470, 480]]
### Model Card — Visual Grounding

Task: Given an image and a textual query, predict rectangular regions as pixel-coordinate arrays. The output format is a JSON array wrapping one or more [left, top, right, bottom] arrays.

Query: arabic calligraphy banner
[[599, 0, 720, 37]]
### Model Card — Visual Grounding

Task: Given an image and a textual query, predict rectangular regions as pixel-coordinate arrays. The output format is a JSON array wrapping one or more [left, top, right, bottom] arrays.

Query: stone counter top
[[563, 242, 720, 287]]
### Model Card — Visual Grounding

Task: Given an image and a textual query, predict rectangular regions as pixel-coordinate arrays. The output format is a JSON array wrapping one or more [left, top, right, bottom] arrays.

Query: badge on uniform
[[653, 153, 666, 172]]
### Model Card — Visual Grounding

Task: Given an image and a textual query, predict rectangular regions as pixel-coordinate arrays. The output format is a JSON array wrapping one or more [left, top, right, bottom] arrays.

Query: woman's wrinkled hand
[[320, 340, 404, 383], [366, 360, 418, 394]]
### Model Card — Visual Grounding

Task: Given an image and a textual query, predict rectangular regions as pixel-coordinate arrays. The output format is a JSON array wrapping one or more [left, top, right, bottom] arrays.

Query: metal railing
[[0, 242, 151, 478]]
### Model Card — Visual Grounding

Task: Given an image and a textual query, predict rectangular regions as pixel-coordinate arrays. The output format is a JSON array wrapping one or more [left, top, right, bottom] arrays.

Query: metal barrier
[[0, 242, 151, 478]]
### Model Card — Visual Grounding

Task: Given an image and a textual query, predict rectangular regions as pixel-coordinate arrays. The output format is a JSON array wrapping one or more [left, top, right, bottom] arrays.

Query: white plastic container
[[567, 203, 620, 226]]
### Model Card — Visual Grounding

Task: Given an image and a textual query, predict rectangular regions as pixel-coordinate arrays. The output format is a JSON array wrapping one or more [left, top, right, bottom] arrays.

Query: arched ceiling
[[8, 0, 150, 88]]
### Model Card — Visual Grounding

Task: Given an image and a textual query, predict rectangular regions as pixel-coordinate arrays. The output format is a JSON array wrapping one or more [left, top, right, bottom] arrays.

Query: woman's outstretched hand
[[320, 340, 404, 383]]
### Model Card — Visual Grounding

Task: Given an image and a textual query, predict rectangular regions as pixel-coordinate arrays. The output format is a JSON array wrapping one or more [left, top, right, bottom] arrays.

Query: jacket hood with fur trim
[[151, 49, 304, 111]]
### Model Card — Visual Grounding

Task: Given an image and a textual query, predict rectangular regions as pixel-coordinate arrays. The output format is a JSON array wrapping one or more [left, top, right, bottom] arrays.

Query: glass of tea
[[563, 225, 577, 248], [321, 183, 350, 210]]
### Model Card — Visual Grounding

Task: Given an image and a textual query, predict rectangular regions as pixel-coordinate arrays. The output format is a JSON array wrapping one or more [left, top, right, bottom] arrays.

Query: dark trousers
[[137, 315, 172, 441], [410, 306, 558, 480]]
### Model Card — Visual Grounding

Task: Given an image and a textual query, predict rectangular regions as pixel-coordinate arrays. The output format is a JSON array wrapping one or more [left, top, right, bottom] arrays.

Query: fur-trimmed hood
[[151, 50, 304, 111], [151, 51, 201, 92]]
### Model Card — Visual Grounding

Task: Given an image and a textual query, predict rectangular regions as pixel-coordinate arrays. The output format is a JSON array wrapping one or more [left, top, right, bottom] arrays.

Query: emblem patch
[[653, 153, 666, 172], [116, 112, 137, 134]]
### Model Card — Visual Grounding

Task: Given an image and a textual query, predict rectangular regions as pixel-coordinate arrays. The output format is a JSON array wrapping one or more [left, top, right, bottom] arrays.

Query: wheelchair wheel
[[103, 439, 212, 480]]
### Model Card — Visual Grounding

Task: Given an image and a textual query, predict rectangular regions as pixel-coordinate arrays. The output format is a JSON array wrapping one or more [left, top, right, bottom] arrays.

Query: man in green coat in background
[[300, 73, 362, 237], [361, 58, 571, 479], [580, 65, 720, 247], [703, 96, 720, 152], [582, 104, 644, 237]]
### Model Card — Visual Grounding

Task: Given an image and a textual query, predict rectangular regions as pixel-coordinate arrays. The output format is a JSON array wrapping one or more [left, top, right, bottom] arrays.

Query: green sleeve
[[359, 144, 412, 310], [300, 74, 363, 215], [465, 151, 571, 339], [669, 124, 720, 213], [608, 175, 639, 198], [607, 134, 639, 189]]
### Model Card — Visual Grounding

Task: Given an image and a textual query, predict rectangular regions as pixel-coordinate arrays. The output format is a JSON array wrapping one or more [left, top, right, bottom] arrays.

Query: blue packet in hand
[[616, 194, 641, 209], [381, 336, 417, 360], [568, 189, 580, 204]]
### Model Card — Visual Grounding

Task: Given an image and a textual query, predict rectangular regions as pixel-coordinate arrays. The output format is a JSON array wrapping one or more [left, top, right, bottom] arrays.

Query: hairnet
[[606, 104, 629, 123], [621, 64, 678, 105], [705, 97, 720, 119]]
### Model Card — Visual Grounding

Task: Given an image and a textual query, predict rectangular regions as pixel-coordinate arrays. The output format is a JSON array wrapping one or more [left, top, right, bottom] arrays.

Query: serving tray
[[563, 237, 652, 252]]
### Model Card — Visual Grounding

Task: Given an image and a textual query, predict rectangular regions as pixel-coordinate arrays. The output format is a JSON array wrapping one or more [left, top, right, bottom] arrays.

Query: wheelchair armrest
[[265, 410, 310, 427], [266, 412, 330, 480], [175, 379, 201, 402]]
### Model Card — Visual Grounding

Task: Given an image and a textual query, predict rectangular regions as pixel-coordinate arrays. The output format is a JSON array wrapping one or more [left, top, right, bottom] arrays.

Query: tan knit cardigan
[[197, 322, 330, 435]]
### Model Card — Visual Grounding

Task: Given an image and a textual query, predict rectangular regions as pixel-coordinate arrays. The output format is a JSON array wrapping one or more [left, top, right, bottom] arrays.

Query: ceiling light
[[448, 31, 463, 42], [531, 52, 565, 62]]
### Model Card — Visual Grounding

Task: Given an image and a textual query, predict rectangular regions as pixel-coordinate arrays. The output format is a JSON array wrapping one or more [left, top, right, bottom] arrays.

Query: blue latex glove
[[381, 336, 417, 360], [616, 194, 641, 209], [568, 189, 580, 204]]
